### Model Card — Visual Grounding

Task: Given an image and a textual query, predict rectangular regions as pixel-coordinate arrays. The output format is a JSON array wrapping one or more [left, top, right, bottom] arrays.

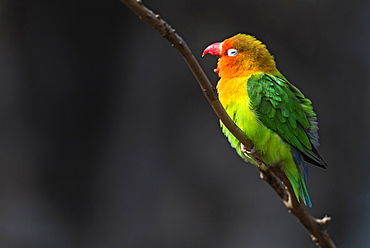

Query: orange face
[[203, 34, 278, 78]]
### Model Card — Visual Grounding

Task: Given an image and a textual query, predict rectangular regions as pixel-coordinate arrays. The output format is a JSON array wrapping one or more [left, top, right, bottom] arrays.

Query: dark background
[[1, 0, 369, 247]]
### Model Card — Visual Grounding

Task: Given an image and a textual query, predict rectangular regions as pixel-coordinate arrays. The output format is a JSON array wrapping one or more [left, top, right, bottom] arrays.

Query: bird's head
[[202, 34, 276, 78]]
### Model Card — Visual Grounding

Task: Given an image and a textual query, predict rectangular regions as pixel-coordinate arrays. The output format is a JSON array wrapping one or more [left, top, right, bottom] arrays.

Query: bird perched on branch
[[202, 34, 327, 206]]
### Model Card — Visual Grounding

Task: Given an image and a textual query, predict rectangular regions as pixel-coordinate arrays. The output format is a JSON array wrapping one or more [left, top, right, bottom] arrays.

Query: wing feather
[[247, 74, 327, 168]]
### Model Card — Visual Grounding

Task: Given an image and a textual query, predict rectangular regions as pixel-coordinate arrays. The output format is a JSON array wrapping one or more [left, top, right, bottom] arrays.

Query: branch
[[120, 0, 256, 156], [120, 1, 336, 247], [261, 167, 335, 247]]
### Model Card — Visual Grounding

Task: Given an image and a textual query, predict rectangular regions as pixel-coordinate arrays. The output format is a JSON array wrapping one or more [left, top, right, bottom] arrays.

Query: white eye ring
[[227, 48, 238, 56]]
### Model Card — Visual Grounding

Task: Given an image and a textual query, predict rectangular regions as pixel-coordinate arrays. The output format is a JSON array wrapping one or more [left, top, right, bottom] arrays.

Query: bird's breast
[[216, 76, 261, 138], [217, 76, 251, 106]]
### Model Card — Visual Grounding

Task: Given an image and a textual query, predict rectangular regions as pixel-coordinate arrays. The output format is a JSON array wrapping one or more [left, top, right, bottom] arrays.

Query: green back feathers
[[247, 74, 327, 168]]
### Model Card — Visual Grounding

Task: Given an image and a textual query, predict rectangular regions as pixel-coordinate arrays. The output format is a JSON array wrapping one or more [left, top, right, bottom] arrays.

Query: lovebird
[[202, 34, 327, 206]]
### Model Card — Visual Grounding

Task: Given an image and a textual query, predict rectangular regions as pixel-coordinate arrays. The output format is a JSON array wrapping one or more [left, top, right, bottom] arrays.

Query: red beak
[[202, 42, 222, 57]]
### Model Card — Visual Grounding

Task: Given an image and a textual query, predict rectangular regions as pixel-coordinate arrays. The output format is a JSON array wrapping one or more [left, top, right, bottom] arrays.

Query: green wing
[[247, 73, 327, 168]]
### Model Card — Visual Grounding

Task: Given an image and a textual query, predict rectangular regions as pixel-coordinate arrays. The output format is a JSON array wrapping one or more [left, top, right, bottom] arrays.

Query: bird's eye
[[227, 48, 238, 56]]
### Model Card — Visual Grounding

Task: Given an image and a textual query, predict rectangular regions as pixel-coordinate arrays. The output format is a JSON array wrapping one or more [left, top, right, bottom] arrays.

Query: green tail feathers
[[288, 172, 312, 207], [286, 148, 312, 207]]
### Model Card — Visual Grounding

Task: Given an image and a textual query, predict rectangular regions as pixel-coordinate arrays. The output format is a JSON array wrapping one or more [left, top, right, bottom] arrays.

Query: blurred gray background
[[0, 0, 369, 247]]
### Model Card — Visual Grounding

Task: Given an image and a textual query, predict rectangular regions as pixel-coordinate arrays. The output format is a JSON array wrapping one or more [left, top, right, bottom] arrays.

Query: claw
[[241, 144, 263, 166], [241, 144, 254, 159]]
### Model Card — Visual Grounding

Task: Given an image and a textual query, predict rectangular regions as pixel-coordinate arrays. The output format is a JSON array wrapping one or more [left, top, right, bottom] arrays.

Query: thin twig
[[120, 0, 256, 155], [120, 1, 336, 247], [265, 167, 335, 247]]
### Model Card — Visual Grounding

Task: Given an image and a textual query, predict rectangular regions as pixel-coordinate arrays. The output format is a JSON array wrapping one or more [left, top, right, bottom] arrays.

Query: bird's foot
[[241, 144, 263, 166], [241, 144, 254, 158]]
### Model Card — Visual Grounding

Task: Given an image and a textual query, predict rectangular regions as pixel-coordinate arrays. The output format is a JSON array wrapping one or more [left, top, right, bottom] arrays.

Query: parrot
[[202, 34, 327, 206]]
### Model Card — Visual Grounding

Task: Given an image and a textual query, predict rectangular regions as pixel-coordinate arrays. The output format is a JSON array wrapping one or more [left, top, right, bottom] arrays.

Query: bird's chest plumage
[[217, 76, 261, 138]]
